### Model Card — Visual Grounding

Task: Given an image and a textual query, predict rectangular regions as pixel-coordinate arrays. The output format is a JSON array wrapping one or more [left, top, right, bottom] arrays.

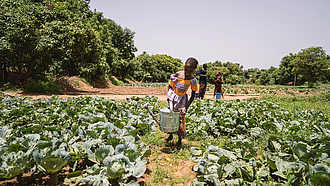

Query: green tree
[[292, 46, 329, 87], [153, 54, 183, 82], [199, 61, 245, 85], [222, 62, 244, 84], [36, 0, 108, 80], [244, 68, 259, 84], [275, 53, 307, 85], [277, 53, 296, 85], [92, 13, 137, 79], [0, 0, 137, 83], [327, 56, 330, 82], [0, 0, 40, 81], [0, 0, 103, 81], [258, 66, 277, 85], [130, 52, 183, 82], [255, 68, 274, 85], [208, 66, 229, 84]]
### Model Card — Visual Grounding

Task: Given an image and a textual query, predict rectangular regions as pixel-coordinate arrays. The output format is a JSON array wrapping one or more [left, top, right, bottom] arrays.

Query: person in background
[[165, 57, 198, 149], [198, 64, 207, 99], [213, 71, 224, 99]]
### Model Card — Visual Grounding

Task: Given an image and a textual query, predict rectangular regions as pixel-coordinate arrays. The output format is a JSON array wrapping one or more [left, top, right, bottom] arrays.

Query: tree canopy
[[129, 53, 184, 82], [0, 0, 329, 87], [292, 46, 329, 87], [0, 0, 136, 82]]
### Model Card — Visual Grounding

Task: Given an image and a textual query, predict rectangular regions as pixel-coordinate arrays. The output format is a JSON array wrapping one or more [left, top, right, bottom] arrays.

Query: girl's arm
[[181, 77, 197, 114], [185, 90, 195, 113], [180, 90, 195, 115]]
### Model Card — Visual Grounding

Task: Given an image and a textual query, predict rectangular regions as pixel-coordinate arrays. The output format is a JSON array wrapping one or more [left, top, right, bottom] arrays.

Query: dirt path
[[10, 85, 259, 101], [4, 77, 259, 101], [15, 93, 258, 101]]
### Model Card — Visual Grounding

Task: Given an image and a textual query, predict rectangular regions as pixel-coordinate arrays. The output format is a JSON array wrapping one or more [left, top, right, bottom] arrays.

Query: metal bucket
[[142, 102, 180, 133], [159, 107, 180, 132]]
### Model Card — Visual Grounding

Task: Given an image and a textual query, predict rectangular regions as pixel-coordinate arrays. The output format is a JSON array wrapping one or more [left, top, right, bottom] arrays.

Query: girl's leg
[[164, 133, 173, 142], [202, 83, 207, 99], [177, 137, 182, 149], [177, 113, 185, 149], [198, 83, 205, 99]]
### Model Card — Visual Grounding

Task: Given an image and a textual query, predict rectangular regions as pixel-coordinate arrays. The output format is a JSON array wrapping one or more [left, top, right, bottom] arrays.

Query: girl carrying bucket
[[213, 72, 224, 99], [164, 57, 198, 149]]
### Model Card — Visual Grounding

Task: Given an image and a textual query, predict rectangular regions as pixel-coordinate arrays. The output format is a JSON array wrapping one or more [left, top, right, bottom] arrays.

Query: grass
[[140, 126, 232, 185], [141, 130, 166, 147], [218, 83, 330, 96], [150, 163, 190, 186], [151, 162, 171, 184], [141, 130, 198, 185], [74, 80, 80, 88], [170, 148, 191, 162], [260, 92, 330, 116], [170, 177, 190, 185]]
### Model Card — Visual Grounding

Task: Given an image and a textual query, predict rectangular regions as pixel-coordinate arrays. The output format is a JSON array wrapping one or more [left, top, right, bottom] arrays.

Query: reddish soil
[[3, 76, 259, 100], [10, 83, 258, 101]]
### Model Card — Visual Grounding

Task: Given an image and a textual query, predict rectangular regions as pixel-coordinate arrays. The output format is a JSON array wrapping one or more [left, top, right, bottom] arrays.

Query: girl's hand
[[179, 107, 186, 115]]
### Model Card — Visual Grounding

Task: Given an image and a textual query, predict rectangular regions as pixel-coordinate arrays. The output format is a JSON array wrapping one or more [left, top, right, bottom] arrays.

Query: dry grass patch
[[139, 131, 198, 185]]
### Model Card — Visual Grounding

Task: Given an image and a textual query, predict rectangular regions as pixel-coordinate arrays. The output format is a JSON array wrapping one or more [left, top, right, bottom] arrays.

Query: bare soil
[[9, 77, 259, 101]]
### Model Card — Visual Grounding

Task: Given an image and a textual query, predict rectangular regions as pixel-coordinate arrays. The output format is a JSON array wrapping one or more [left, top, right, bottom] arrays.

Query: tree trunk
[[308, 74, 314, 88], [3, 62, 8, 81], [0, 62, 3, 82], [28, 61, 35, 79], [140, 75, 145, 83]]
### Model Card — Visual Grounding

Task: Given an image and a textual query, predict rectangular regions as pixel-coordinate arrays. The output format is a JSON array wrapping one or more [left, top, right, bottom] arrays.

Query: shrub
[[109, 76, 124, 85], [23, 81, 61, 94]]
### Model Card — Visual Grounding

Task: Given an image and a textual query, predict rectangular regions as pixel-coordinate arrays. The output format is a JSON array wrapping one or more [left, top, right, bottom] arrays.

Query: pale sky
[[89, 0, 330, 69]]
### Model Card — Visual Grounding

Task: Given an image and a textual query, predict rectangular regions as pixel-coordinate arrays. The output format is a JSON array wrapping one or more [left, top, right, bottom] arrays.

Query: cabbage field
[[0, 93, 330, 185], [188, 97, 330, 185], [0, 95, 159, 185]]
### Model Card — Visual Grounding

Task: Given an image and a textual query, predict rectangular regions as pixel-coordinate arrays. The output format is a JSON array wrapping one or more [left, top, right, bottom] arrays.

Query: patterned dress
[[214, 76, 223, 96], [166, 74, 198, 138]]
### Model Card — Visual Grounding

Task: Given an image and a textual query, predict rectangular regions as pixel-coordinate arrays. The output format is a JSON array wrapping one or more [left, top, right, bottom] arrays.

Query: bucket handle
[[169, 101, 174, 113]]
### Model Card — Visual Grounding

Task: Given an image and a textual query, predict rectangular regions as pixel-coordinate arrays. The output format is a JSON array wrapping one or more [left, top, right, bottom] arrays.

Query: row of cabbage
[[188, 97, 330, 185], [0, 95, 160, 185]]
